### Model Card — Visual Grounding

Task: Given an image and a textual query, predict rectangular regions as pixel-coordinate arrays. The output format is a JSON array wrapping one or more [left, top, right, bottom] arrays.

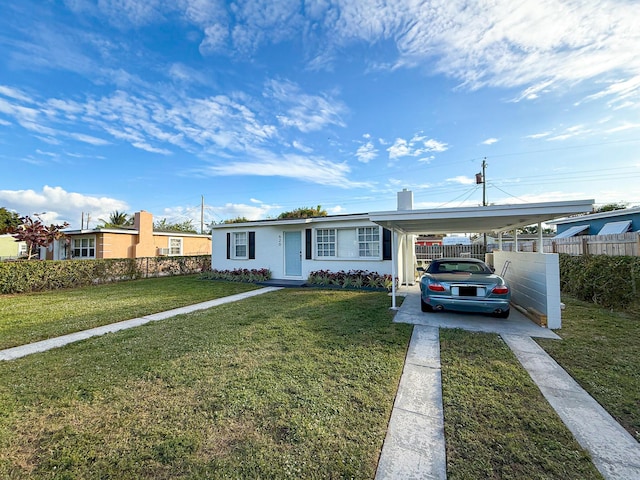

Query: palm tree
[[98, 211, 132, 228]]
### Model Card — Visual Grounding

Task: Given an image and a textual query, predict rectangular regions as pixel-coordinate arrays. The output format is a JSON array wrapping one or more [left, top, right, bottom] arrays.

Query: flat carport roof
[[369, 199, 594, 235]]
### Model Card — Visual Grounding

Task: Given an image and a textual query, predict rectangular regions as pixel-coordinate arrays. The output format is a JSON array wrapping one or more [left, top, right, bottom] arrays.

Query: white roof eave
[[369, 199, 594, 235]]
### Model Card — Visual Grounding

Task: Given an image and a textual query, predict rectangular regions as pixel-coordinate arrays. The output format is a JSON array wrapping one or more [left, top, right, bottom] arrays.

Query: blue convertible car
[[419, 258, 511, 318]]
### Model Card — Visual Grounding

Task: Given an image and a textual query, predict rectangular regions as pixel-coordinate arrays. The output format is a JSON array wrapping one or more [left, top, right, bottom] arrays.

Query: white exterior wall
[[212, 219, 393, 280], [493, 251, 562, 329]]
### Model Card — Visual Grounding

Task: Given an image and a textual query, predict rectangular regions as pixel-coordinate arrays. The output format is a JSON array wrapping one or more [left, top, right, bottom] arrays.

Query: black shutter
[[248, 231, 256, 259], [383, 228, 392, 260], [305, 228, 312, 259], [226, 232, 231, 259]]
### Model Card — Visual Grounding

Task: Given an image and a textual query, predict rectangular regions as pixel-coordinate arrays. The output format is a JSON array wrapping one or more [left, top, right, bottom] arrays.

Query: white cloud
[[211, 202, 278, 222], [355, 141, 378, 163], [292, 140, 313, 153], [203, 150, 372, 188], [199, 24, 228, 55], [482, 138, 499, 145], [447, 176, 476, 185], [387, 135, 448, 160], [265, 79, 347, 133], [0, 185, 129, 227]]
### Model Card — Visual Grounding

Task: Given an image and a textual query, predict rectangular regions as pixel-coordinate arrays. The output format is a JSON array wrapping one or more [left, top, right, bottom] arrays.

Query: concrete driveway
[[376, 286, 640, 480]]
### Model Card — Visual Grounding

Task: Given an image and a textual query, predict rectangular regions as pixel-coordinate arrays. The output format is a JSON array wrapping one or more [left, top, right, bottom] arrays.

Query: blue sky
[[1, 0, 639, 230]]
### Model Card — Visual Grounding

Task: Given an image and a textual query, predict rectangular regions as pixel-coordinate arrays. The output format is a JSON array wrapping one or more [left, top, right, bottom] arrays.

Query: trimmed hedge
[[559, 254, 640, 310], [0, 255, 211, 294]]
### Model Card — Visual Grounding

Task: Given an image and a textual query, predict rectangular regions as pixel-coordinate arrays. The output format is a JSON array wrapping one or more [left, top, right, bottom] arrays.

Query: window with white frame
[[316, 228, 336, 257], [358, 227, 380, 257], [169, 237, 183, 256], [315, 226, 381, 259], [72, 237, 96, 258], [233, 232, 248, 258]]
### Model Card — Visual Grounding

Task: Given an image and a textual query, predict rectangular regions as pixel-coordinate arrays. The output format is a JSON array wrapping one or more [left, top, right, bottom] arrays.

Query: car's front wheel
[[421, 298, 434, 312]]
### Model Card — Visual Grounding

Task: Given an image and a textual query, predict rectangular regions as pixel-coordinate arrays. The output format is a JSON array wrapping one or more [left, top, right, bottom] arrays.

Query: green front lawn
[[0, 275, 259, 349], [537, 297, 640, 442], [1, 279, 635, 478], [0, 289, 411, 479], [440, 329, 603, 480]]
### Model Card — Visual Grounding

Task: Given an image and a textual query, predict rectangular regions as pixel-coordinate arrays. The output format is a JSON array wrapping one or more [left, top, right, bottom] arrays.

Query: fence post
[[582, 236, 589, 256]]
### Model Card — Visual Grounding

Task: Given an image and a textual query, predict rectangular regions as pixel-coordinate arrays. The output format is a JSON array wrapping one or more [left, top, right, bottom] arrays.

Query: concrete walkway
[[0, 287, 282, 361], [376, 286, 640, 480]]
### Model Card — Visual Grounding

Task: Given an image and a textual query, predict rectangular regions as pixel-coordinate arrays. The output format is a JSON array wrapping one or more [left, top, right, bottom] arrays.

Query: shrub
[[201, 268, 271, 283], [559, 254, 640, 310], [0, 256, 211, 294], [306, 269, 396, 291]]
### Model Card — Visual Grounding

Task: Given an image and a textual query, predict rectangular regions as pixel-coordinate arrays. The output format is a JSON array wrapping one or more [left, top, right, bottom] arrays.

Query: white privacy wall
[[493, 251, 562, 329]]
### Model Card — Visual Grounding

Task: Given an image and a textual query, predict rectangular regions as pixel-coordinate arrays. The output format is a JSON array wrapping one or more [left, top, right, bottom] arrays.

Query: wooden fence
[[551, 232, 640, 256], [416, 232, 640, 258]]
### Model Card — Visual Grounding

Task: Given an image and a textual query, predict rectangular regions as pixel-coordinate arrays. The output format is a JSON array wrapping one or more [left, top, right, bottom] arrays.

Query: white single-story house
[[211, 190, 594, 328], [211, 213, 394, 280]]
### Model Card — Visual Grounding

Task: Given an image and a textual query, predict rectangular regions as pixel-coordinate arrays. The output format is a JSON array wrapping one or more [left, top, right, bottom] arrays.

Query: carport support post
[[538, 222, 543, 253], [390, 229, 398, 310]]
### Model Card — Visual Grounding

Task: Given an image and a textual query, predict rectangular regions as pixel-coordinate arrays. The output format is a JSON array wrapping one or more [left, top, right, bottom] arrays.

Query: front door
[[284, 231, 302, 277]]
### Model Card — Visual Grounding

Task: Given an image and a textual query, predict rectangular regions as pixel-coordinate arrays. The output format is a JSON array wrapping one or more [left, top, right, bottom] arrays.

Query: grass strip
[[0, 289, 411, 479], [0, 275, 259, 349], [537, 296, 640, 442], [440, 329, 603, 480]]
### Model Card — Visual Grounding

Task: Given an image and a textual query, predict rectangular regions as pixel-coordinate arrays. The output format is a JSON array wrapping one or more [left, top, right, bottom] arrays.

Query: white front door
[[284, 231, 302, 277]]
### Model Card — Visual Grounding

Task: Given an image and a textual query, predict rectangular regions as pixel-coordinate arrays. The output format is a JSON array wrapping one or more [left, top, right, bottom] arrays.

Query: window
[[315, 226, 382, 259], [316, 228, 336, 257], [72, 237, 95, 258], [233, 232, 247, 258], [358, 227, 380, 257], [169, 237, 182, 256]]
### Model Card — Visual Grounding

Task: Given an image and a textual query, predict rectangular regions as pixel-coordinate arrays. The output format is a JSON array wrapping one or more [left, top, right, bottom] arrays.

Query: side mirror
[[417, 267, 425, 272]]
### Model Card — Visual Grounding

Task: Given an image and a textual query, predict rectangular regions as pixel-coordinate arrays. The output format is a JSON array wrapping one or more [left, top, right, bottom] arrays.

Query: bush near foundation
[[559, 254, 640, 310], [0, 255, 211, 294], [307, 269, 395, 291], [201, 268, 271, 282]]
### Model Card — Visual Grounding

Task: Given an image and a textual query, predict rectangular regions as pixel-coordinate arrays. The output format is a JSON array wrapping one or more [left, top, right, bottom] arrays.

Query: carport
[[369, 195, 594, 328]]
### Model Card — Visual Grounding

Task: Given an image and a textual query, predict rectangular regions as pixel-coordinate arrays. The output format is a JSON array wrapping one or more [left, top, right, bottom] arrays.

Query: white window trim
[[357, 226, 381, 258], [232, 231, 248, 259], [72, 235, 96, 259], [315, 228, 337, 258], [314, 226, 382, 260], [168, 237, 183, 256]]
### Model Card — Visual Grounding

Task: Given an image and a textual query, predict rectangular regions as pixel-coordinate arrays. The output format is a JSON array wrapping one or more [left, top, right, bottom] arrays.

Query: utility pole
[[481, 158, 487, 206], [201, 195, 205, 234], [476, 158, 488, 250]]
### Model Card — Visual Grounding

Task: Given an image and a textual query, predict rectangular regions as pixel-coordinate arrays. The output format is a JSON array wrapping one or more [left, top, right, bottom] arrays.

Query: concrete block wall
[[493, 251, 562, 329]]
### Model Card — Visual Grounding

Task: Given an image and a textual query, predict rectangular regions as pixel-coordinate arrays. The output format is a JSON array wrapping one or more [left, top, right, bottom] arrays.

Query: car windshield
[[427, 261, 491, 274]]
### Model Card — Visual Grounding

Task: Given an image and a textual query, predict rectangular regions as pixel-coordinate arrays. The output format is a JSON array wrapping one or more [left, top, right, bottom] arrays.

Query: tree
[[277, 205, 328, 219], [154, 218, 197, 233], [9, 215, 69, 260], [593, 203, 627, 213], [0, 207, 21, 234], [97, 210, 133, 228], [224, 216, 250, 224], [518, 225, 555, 235]]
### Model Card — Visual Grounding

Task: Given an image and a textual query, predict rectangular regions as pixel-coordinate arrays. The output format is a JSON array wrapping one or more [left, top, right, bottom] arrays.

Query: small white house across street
[[211, 191, 594, 329]]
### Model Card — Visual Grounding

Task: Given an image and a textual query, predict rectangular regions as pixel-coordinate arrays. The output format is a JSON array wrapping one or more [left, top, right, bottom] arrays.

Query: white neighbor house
[[211, 213, 394, 281]]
